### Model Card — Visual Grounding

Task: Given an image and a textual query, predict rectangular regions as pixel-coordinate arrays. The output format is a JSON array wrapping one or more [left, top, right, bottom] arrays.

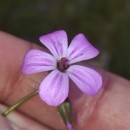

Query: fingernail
[[0, 104, 19, 130], [0, 104, 51, 130], [0, 104, 14, 130]]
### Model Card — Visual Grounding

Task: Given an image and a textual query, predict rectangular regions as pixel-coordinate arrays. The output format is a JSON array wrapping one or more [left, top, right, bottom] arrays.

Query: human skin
[[0, 31, 130, 130]]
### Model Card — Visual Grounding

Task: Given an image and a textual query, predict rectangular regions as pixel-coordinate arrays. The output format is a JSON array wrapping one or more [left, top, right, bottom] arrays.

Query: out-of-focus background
[[0, 0, 130, 79]]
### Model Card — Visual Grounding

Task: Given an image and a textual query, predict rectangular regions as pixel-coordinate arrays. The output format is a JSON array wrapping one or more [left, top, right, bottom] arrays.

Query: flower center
[[57, 58, 69, 72]]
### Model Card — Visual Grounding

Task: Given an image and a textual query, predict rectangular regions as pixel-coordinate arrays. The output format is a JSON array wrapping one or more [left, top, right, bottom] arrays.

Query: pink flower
[[22, 30, 102, 106]]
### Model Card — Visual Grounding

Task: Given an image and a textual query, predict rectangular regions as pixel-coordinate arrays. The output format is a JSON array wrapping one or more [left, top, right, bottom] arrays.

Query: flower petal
[[67, 34, 99, 64], [39, 30, 68, 60], [39, 69, 69, 106], [66, 65, 102, 95], [22, 49, 56, 74]]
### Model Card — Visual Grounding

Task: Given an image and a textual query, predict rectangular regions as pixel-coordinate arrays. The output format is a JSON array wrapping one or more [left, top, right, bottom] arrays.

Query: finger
[[70, 70, 130, 130], [0, 104, 52, 130], [0, 31, 64, 130]]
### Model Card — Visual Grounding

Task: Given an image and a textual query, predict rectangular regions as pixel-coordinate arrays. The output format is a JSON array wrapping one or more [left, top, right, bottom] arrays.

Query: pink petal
[[66, 122, 73, 130], [22, 49, 56, 74], [67, 34, 99, 64], [66, 65, 102, 95], [39, 69, 69, 106], [39, 30, 68, 60]]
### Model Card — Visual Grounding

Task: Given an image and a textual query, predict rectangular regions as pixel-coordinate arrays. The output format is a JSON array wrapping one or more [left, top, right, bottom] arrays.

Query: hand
[[0, 31, 130, 130]]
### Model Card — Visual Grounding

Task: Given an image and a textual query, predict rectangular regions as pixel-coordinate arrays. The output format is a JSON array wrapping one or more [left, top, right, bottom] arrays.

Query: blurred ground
[[0, 0, 130, 79]]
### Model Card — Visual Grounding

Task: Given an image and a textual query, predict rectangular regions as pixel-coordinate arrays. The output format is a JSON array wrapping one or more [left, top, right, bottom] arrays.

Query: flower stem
[[57, 100, 76, 130], [2, 89, 38, 117]]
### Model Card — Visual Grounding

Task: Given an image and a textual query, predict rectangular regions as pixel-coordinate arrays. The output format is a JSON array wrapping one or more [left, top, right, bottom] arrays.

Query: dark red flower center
[[57, 58, 69, 72]]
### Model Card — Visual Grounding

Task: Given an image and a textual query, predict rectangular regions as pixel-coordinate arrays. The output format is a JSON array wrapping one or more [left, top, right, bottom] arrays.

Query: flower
[[22, 30, 102, 106]]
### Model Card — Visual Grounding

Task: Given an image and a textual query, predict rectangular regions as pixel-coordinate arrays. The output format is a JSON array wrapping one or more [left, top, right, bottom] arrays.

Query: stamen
[[57, 58, 69, 72]]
